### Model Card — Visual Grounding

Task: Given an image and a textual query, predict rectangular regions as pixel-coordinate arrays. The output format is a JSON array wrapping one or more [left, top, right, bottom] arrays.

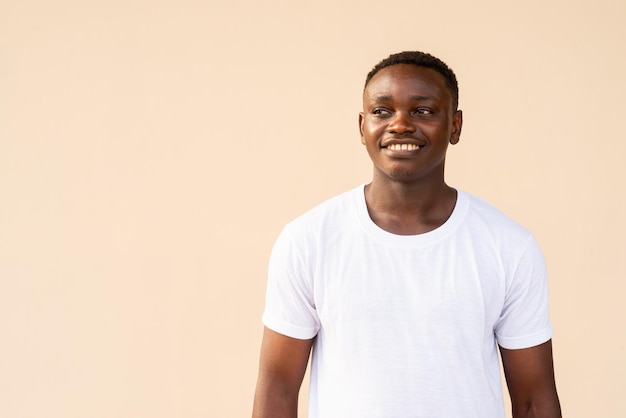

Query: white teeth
[[387, 143, 419, 151]]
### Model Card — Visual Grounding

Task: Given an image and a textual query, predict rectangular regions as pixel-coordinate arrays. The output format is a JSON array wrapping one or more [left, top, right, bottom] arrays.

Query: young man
[[252, 51, 561, 418]]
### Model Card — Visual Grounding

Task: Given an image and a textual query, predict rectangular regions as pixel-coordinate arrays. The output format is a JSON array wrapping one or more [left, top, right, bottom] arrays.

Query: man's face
[[359, 64, 462, 184]]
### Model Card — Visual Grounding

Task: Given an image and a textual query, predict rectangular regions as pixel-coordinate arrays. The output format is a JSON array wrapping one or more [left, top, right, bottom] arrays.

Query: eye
[[414, 108, 433, 115], [372, 108, 391, 116]]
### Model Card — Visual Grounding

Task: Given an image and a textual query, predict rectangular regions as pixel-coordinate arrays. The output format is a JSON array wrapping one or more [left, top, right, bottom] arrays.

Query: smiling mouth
[[384, 143, 422, 151]]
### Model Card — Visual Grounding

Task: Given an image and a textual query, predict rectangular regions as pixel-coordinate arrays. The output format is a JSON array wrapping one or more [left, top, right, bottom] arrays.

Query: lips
[[381, 138, 426, 153], [385, 143, 421, 151]]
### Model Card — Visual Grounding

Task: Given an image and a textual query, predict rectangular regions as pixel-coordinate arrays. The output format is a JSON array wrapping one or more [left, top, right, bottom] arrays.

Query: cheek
[[361, 121, 382, 139]]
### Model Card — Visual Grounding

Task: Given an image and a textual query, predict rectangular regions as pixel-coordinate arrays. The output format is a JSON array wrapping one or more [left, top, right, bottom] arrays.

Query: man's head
[[364, 51, 459, 111], [359, 52, 463, 184]]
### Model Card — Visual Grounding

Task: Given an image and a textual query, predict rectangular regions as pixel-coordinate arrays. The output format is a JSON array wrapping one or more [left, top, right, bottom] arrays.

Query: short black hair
[[364, 51, 459, 110]]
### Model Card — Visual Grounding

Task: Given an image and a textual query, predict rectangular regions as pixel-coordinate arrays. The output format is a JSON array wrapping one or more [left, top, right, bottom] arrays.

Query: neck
[[364, 178, 457, 235]]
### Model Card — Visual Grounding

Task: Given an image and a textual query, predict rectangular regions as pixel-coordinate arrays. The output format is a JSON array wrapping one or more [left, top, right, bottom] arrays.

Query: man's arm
[[252, 327, 314, 418], [499, 339, 562, 418]]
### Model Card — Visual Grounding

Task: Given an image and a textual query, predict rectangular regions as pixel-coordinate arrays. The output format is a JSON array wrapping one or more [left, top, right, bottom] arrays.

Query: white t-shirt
[[263, 185, 553, 418]]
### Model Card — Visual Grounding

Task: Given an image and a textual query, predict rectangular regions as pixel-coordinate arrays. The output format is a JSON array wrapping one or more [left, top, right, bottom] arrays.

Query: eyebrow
[[370, 94, 434, 102]]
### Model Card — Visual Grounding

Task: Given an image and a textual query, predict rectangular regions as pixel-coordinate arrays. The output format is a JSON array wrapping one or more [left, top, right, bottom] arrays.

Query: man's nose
[[387, 112, 416, 134]]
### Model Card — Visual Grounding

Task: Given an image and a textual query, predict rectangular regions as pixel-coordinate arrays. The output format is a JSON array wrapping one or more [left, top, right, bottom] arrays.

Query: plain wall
[[1, 0, 624, 417]]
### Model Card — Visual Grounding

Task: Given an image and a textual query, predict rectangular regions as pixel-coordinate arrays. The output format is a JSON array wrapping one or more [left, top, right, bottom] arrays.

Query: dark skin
[[358, 64, 462, 235], [252, 328, 314, 418], [252, 64, 561, 418], [501, 341, 562, 417]]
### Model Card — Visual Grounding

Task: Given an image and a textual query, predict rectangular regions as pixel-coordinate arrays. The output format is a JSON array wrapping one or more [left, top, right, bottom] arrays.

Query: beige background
[[1, 0, 624, 417]]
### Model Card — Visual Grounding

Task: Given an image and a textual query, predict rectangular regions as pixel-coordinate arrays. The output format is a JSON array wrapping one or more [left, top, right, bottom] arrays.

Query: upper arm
[[252, 327, 314, 417], [499, 340, 561, 418], [257, 326, 314, 389]]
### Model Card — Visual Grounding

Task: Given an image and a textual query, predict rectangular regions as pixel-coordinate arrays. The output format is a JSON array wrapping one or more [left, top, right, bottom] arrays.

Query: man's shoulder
[[286, 185, 362, 229], [272, 185, 364, 251], [461, 191, 534, 241]]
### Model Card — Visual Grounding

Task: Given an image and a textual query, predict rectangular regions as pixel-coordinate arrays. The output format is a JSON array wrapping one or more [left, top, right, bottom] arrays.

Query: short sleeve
[[262, 224, 320, 340], [494, 235, 553, 349]]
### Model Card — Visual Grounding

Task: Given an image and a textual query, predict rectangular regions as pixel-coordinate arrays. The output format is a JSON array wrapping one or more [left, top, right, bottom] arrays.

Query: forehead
[[364, 64, 451, 102]]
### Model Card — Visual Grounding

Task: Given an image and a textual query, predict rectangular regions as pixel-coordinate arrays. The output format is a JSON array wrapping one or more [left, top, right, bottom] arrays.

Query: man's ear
[[450, 110, 463, 145], [358, 112, 365, 144]]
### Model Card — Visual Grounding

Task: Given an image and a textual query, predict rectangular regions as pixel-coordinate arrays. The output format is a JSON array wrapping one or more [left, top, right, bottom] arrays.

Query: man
[[252, 51, 561, 418]]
